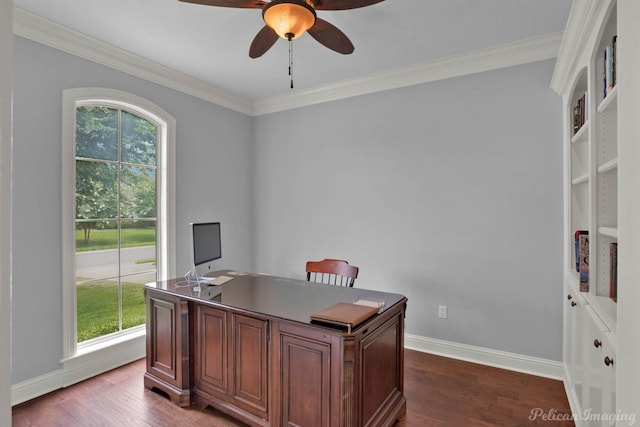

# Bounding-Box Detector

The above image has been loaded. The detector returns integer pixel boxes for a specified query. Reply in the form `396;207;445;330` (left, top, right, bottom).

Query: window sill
60;327;146;388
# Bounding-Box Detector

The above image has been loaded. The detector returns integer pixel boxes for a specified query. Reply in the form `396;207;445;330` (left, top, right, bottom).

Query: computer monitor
189;222;221;280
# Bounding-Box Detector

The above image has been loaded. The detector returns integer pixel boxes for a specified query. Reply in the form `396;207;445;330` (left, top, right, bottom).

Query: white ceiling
14;0;573;102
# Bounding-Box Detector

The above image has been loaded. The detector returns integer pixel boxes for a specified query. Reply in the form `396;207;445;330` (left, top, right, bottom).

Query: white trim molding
13;333;565;406
1;0;13;424
253;32;564;116
13;7;252;116
550;1;609;94
405;333;565;381
60;87;175;365
11;333;145;406
14;7;563;117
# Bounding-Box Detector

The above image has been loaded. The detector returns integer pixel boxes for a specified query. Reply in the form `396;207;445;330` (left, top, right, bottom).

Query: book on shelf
609;242;618;302
573;92;587;135
612;35;617;90
603;35;617;99
574;230;588;272
574;230;589;291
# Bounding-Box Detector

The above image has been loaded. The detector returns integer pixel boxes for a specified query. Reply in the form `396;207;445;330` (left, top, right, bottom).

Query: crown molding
13;7;253;115
550;0;606;94
14;7;562;117
253;32;563;116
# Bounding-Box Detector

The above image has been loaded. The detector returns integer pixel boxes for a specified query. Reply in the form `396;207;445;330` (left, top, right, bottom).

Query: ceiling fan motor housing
262;0;317;39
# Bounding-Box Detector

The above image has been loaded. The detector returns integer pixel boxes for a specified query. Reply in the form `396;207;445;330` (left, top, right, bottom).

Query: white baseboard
405;333;565;380
13;332;566;407
11;333;145;406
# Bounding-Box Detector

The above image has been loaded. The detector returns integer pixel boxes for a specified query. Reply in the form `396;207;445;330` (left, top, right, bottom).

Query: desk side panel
360;308;405;427
144;290;190;406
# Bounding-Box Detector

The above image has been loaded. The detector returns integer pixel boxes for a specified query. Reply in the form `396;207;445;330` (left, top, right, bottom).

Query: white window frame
61;88;176;364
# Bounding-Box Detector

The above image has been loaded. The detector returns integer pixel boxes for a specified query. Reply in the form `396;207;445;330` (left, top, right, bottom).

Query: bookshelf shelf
571;173;589;185
598;226;618;238
597;85;618;113
597;157;618;174
571;120;589;143
586;293;617;336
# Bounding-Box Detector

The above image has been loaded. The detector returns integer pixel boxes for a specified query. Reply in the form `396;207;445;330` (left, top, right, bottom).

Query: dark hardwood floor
12;349;574;426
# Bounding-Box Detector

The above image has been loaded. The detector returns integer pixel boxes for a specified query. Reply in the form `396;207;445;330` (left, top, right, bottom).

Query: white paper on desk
353;298;385;313
208;275;233;286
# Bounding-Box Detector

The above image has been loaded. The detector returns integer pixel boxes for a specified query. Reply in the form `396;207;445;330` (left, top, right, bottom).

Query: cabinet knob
594;339;602;348
604;356;614;367
571;301;577;307
567;294;573;300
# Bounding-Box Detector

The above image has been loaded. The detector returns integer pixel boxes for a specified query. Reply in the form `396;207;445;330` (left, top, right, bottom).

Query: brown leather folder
310;302;378;331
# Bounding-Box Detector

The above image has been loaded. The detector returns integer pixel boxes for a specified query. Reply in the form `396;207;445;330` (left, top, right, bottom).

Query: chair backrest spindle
305;259;359;287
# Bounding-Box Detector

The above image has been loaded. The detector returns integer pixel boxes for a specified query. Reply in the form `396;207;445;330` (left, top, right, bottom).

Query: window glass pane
121;221;156;276
76;280;120;342
122;277;151;330
75;106;118;161
121;165;156;219
76;160;117;220
76;220;119;281
121;110;157;166
73;101;161;346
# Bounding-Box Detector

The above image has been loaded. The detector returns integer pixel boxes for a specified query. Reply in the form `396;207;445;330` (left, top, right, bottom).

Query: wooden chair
306;259;359;287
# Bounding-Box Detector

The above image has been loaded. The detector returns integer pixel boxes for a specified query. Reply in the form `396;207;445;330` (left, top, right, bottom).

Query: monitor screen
190;222;221;279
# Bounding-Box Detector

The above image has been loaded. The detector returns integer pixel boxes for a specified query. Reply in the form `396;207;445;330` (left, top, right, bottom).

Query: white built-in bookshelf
571;2;618;327
559;0;619;421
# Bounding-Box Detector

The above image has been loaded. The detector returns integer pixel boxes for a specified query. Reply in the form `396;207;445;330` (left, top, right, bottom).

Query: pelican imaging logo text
529;408;636;425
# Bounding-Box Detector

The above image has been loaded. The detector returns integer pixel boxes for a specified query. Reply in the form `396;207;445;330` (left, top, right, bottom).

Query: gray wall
11;36;253;383
12;35;563;385
252;59;564;360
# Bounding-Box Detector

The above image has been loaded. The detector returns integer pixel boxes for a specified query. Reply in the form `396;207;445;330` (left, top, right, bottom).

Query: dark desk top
145;270;406;328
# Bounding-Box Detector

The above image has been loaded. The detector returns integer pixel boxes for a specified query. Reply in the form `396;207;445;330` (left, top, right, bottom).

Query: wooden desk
144;270;407;427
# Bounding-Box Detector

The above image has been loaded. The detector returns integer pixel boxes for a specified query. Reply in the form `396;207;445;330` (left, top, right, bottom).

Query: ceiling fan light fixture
263;0;316;40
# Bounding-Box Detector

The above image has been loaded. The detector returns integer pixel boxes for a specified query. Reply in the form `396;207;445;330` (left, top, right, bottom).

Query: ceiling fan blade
249;25;280;58
178;0;266;8
307;18;354;54
311;0;385;10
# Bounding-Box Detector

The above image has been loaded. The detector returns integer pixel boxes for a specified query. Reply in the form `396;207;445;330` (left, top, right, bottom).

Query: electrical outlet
438;305;448;319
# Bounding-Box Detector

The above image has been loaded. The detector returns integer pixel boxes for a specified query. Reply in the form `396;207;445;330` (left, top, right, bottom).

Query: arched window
61;88;175;360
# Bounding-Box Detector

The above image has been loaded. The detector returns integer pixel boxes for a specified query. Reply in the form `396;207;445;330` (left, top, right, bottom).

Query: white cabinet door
582;306;617;426
565;282;587;411
600;332;617;422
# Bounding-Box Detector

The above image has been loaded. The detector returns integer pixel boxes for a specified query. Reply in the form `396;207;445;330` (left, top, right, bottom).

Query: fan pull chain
287;33;294;89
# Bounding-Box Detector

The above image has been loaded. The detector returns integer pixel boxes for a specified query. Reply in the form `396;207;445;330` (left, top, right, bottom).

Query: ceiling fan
178;0;386;58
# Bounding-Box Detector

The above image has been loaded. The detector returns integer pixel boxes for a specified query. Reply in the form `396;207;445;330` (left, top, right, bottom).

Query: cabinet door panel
601;332;617;424
195;305;228;397
231;314;269;417
565;285;586;408
151;299;175;374
280;333;331;427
